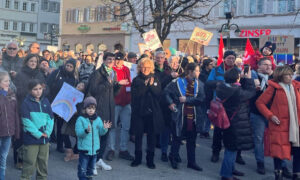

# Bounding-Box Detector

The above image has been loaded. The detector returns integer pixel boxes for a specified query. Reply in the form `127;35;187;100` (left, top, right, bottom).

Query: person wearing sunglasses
2;42;23;79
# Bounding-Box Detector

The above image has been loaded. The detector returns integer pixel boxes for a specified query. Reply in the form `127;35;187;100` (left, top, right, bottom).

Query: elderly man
28;42;40;55
2;42;23;78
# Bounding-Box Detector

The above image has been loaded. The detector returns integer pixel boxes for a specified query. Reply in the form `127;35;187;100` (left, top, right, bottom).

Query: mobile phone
244;64;249;74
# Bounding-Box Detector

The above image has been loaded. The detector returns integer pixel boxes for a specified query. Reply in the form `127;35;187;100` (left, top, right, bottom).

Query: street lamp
218;12;241;49
15;36;26;48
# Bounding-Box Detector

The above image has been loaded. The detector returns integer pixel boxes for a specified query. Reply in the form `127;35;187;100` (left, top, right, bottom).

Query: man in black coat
2;42;23;79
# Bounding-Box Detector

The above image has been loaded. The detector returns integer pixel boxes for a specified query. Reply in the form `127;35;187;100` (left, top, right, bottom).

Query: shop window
75;44;83;53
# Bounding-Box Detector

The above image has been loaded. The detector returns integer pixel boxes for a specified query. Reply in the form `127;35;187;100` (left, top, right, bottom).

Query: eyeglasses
7;47;17;50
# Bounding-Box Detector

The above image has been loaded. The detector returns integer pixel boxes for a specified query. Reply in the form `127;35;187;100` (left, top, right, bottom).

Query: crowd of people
0;41;300;180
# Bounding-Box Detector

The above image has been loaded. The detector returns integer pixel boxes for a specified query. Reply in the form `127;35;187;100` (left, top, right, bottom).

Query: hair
273;65;293;83
167;55;179;65
6;42;19;49
0;71;10;83
201;58;213;70
23;54;39;67
29;42;39;49
155;51;165;58
180;63;199;77
28;79;43;92
138;58;155;74
42;50;50;55
103;52;115;61
114;43;123;52
257;57;272;66
224;67;240;84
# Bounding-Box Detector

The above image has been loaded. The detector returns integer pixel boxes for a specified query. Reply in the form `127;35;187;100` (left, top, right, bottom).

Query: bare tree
110;0;222;42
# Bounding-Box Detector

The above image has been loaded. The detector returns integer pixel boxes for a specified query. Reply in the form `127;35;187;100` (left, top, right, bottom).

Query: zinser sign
239;29;271;37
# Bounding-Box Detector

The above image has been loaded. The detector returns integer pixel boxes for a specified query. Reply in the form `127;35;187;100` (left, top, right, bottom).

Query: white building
129;0;300;58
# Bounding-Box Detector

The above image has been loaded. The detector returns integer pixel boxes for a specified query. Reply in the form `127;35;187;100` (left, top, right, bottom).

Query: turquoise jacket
75;115;108;155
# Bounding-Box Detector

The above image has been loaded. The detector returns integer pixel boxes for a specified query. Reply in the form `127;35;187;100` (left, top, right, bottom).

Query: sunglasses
8;47;17;50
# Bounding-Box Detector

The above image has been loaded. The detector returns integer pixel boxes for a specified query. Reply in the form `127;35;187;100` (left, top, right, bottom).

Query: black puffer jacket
216;78;256;151
78;62;95;84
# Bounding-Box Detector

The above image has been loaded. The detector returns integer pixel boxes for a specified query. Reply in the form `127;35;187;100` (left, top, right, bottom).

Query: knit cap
223;50;236;59
83;96;97;109
66;58;77;68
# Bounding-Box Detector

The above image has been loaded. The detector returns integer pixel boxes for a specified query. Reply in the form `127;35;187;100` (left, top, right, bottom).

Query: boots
146;151;155;169
64;148;74;162
293;173;300;180
168;154;178;169
131;151;142;167
274;169;283;180
256;162;266;175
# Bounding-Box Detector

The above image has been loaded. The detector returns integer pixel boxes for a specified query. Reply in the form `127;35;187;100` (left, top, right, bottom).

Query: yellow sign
190;27;213;46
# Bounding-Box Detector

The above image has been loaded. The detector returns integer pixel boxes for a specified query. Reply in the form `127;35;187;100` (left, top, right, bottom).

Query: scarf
104;65;113;75
279;82;300;147
258;73;269;91
0;90;8;96
184;78;195;131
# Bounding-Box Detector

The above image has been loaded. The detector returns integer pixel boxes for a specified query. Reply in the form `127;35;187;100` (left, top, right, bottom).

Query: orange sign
190;27;213;46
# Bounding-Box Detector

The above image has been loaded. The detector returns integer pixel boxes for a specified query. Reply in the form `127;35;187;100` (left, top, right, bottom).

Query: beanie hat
260;41;276;55
66;58;77;68
115;52;125;60
223;50;236;59
127;52;137;59
39;57;49;65
83;96;97;109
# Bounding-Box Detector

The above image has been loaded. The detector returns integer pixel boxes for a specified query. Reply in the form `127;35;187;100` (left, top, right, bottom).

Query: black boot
168;154;178;169
293;173;300;180
187;162;203;171
274;170;283;180
131;151;142;167
146;151;155;169
235;153;246;165
256;162;266;175
283;167;293;179
211;153;219;163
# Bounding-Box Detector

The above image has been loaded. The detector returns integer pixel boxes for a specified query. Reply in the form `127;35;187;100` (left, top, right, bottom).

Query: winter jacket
14;66;46;106
75;115;108;155
79;63;95;84
21;95;54;145
199;68;211;83
47;66;78;103
164;77;206;136
51;59;64;68
256;80;300;160
130;73;164;135
216;78;256;151
0;90;20;138
2;52;23;75
87;64;121;128
113;65;131;106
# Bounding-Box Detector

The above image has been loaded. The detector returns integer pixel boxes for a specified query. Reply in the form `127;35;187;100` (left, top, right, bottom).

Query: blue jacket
75;115;108;155
21;95;54;145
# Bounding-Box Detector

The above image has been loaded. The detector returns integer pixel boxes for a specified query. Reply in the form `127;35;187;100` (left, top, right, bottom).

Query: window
56;3;60;13
5;0;10;8
14;1;19;10
84;8;89;22
224;0;237;15
96;6;107;22
13;22;17;30
66;9;71;22
23;2;27;11
278;0;295;13
21;23;26;31
40;23;47;33
112;6;120;21
4;21;9;30
78;9;83;23
31;3;35;12
250;0;264;14
29;23;34;32
41;0;49;11
49;2;56;12
89;8;96;22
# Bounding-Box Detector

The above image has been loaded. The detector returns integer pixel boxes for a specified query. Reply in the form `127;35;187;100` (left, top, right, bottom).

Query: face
207;61;214;70
39;61;49;71
235;61;242;67
128;57;137;64
258;60;272;75
170;57;179;70
191;66;200;79
282;73;293;84
31;84;43;100
6;43;18;57
141;62;152;76
76;83;85;92
155;53;165;66
0;75;10;90
85;56;93;64
43;51;51;61
115;59;124;68
224;55;236;67
262;47;272;56
65;63;74;72
295;63;300;72
27;57;38;69
30;43;40;54
104;56;115;68
86;105;96;116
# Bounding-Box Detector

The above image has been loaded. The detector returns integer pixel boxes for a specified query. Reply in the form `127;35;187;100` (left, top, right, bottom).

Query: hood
216;82;239;100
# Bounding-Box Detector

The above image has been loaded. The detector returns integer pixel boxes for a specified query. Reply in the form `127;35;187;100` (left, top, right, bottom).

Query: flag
243;38;255;63
217;34;224;66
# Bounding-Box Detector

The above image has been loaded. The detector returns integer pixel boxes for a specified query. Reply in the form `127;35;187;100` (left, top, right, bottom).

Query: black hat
223;50;236;59
115;52;124;60
128;52;137;59
39;57;49;65
83;96;97;109
66;58;77;68
260;41;276;55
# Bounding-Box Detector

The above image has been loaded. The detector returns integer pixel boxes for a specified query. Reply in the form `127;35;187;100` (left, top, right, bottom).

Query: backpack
207;97;237;129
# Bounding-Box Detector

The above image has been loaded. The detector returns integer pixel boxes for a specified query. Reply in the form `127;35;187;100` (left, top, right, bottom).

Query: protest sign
190;27;213;46
142;29;162;51
51;83;84;122
124;61;138;81
259;35;294;54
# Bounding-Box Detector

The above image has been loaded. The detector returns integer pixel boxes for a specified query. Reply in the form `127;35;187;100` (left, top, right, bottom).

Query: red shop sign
239;29;271;37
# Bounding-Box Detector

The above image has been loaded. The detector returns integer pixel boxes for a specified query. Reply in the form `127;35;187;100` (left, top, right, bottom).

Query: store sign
103;27;121;31
239;29;271;37
78;25;91;33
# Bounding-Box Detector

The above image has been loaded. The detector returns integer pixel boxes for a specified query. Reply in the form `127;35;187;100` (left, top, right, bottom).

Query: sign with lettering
239;29;271;38
142;29;162;51
190;27;213;46
78;24;91;33
259;35;294;54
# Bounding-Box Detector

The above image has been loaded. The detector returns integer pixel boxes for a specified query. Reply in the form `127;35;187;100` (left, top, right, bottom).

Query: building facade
60;0;130;53
129;0;300;59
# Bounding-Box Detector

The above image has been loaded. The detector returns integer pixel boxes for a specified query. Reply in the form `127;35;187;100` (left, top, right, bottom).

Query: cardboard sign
190;27;213;46
138;43;150;55
259;35;294;54
142;29;162;51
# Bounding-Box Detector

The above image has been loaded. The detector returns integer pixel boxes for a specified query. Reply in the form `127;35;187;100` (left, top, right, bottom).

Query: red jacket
113;65;131;106
256;80;300;160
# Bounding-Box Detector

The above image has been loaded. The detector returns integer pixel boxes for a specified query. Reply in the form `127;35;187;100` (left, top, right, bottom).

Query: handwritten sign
260;35;294;54
51;83;84;122
142;29;162;51
190;27;213;46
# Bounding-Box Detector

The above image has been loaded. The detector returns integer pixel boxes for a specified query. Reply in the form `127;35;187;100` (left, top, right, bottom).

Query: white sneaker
93;168;98;175
96;159;112;171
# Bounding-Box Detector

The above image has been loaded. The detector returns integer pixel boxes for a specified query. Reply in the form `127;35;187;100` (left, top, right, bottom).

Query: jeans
220;149;237;178
160;127;171;154
78;152;97;180
293;147;300;173
0;136;11;180
250;113;268;163
108;104;131;151
96;132;108;161
56;114;71;149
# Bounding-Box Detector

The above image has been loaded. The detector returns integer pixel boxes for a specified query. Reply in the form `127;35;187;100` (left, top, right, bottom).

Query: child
0;71;19;180
76;96;112;180
20;79;54;180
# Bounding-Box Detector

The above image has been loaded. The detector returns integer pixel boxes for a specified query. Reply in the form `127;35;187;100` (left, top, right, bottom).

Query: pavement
5;135;289;180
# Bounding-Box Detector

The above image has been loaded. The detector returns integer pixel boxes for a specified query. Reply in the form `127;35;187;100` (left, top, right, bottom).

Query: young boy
75;96;112;180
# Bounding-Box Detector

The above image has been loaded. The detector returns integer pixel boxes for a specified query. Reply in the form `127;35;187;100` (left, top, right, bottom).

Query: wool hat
65;58;77;68
223;50;237;59
39;57;49;65
260;41;276;55
115;52;125;60
83;96;97;109
127;52;137;59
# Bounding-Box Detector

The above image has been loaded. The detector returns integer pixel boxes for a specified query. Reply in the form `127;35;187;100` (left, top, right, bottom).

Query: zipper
4;105;10;136
91;120;94;155
38;101;46;144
